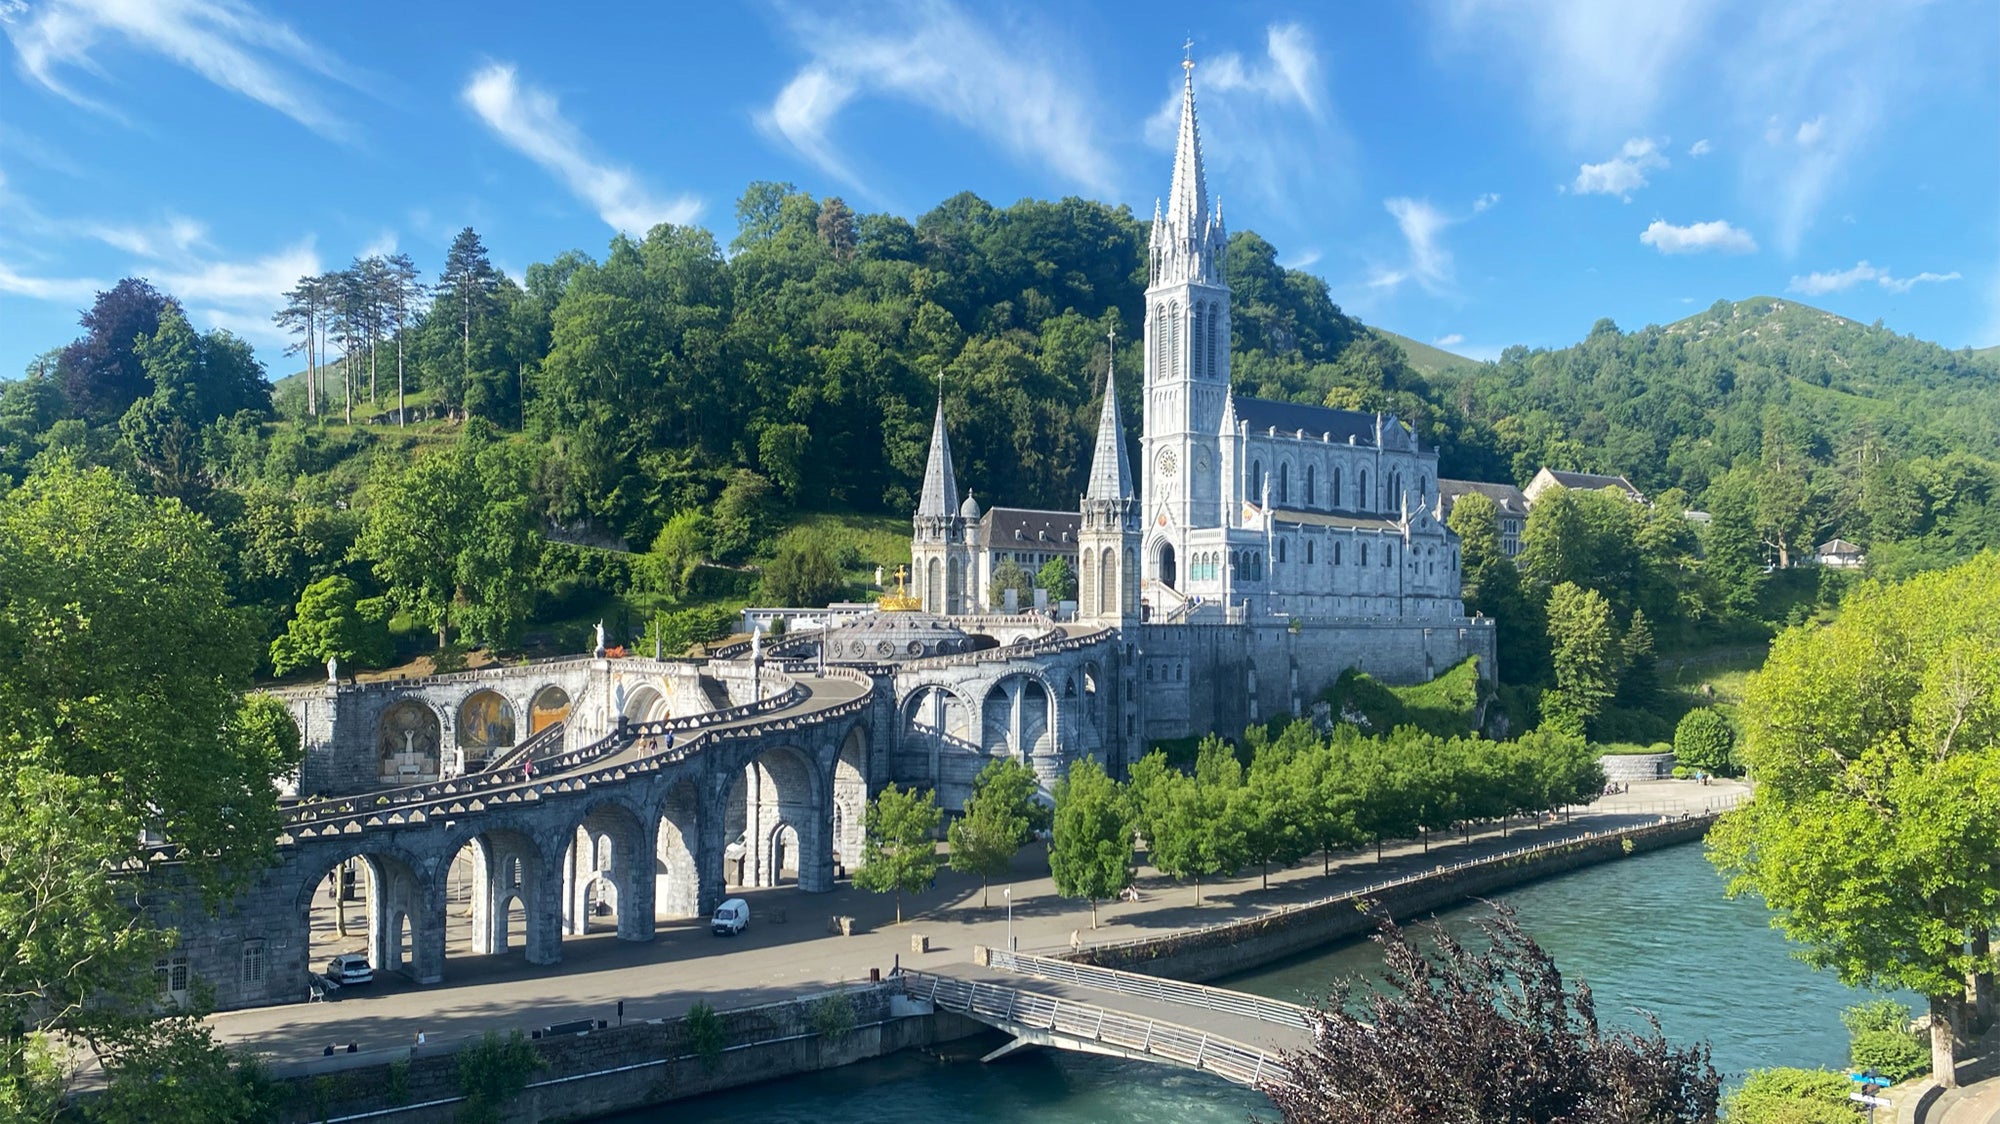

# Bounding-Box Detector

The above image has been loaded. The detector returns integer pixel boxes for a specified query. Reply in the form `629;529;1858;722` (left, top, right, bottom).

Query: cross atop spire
1150;49;1226;288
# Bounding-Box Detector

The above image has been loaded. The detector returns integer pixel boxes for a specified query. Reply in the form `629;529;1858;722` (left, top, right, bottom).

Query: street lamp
1004;886;1014;953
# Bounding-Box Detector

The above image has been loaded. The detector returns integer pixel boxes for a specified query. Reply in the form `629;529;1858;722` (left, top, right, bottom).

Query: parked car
325;953;373;985
711;898;749;936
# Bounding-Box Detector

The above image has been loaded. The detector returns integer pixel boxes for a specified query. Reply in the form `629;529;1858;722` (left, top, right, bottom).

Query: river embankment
262;798;1734;1123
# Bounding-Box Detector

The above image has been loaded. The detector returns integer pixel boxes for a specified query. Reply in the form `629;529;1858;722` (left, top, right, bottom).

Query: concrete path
1904;1020;2000;1124
212;779;1746;1064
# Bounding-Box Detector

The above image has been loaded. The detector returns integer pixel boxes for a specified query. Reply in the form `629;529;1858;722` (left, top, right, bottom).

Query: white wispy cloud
760;1;1112;198
0;259;105;302
1371;197;1455;293
1788;260;1961;296
2;0;354;137
1281;248;1322;270
1434;0;1722;142
1141;24;1352;223
1639;218;1757;254
1472;192;1500;212
1433;333;1465;347
1688;138;1712;156
464;62;699;234
1572;137;1667;200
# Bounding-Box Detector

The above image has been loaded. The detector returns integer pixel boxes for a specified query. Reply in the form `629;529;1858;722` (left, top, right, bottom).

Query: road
214;779;1748;1063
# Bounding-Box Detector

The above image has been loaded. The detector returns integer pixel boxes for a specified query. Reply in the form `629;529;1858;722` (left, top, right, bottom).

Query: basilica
906;59;1494;752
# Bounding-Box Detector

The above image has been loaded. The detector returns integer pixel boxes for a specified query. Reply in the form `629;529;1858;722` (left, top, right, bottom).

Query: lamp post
1004;886;1013;952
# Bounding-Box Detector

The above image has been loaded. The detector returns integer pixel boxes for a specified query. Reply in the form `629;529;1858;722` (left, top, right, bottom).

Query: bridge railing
481;720;567;774
984;949;1313;1031
898;969;1288;1088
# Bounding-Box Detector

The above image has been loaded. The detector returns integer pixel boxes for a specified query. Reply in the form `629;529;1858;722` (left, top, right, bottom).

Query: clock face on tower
1158;450;1178;478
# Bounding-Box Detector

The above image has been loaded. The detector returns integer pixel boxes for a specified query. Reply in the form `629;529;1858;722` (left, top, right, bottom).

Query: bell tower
1140;49;1230;594
1080;329;1140;626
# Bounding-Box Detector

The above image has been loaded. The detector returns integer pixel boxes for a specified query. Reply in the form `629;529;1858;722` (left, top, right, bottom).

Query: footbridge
898;949;1311;1088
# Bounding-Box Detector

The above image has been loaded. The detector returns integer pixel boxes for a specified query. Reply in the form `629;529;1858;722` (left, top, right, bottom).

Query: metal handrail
897;969;1288;1087
986;949;1312;1030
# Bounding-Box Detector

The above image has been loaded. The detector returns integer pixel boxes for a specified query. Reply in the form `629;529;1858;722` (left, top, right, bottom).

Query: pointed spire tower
1080;329;1141;626
1141;45;1232;596
910;380;973;615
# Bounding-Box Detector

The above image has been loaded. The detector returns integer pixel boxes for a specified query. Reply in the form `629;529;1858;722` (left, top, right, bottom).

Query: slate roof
1233;397;1388;445
1544;469;1644;502
1438;479;1531;518
979;507;1081;550
1270;509;1404;532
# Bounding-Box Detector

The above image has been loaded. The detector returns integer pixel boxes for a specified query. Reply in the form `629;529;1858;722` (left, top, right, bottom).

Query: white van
711;898;749;936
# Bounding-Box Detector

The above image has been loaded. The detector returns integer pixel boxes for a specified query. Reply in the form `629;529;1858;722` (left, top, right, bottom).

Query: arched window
1332;467;1342;509
1277;539;1287;564
1306;541;1315;564
1361;544;1369;566
1359;469;1370;510
1206;305;1220;379
1419;474;1430;501
1251;460;1265;501
1168;301;1180;380
1304;464;1316;507
1384;544;1394;567
1278;463;1290;505
1153;303;1168;381
1191;301;1205;380
1334;541;1343;565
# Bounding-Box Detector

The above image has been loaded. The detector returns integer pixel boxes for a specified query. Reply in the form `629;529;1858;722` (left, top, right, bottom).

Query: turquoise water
604;842;1892;1122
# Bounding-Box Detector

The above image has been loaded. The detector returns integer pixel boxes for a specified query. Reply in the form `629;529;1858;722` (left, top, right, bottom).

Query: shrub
1843;1000;1928;1081
684;1001;725;1071
808;991;856;1043
1674;708;1735;775
455;1030;544;1124
1720;1067;1854;1124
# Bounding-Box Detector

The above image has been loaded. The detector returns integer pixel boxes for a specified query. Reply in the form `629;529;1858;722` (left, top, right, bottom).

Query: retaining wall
272;984;984;1124
1598;752;1678;782
1069;817;1714;984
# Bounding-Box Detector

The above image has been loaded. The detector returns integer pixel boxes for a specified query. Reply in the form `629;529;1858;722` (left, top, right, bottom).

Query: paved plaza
213;779;1747;1065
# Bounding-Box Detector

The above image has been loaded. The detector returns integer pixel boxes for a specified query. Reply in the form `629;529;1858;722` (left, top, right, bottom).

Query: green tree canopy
1672;708;1735;776
1542;581;1618;738
1708;553;2000;1086
854;782;942;924
1049;757;1132;927
947;758;1040;907
268;575;393;676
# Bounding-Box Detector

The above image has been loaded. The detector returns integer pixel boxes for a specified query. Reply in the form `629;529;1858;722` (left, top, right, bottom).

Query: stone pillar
468;840;495;956
564;827;592;937
796;760;834;894
411;877;446;985
696;774;732;915
524;848;563;967
364;858;392;973
616;826;655;941
744;763;770;889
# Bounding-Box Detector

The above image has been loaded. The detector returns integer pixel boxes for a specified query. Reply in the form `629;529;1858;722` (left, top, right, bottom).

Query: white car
711;898;749;936
326;953;373;985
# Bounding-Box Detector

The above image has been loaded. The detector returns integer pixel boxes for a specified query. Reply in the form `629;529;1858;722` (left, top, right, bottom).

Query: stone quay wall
1069;816;1715;984
1599;751;1679;783
268;983;984;1124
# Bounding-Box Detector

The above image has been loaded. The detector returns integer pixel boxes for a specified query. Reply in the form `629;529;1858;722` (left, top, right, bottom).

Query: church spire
916;386;959;518
1150;49;1224;287
1085;328;1132;503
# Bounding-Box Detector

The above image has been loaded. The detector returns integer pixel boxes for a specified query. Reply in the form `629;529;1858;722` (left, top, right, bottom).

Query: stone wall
1599;752;1677;782
266;984;986;1124
1070;818;1712;984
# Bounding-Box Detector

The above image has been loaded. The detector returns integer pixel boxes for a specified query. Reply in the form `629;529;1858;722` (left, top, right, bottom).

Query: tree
947;759;1039;907
1265;907;1720;1124
853;783;942;924
1444;490;1506;599
760;529;843;607
1035;556;1076;602
382;252;426;426
709;469;773;565
1709;554;2000;1087
1049;757;1131;928
59;279;170;423
989;558;1034;611
0;462;299;1114
437;227;501;412
274;273;327;418
1718;1068;1854;1124
642;510;710;601
1542;581;1618;738
356;430;542;649
268;575;393;676
1672;709;1734;776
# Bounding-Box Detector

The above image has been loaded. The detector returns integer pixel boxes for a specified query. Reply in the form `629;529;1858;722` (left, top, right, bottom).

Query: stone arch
620;684;668;723
439;827;549;963
529;686;571;735
456;690;516;766
376;700;441;784
1155;540;1177;591
726;745;827;891
652;778;702;919
296;845;428;983
980;673;1055;774
1083;661;1102;732
561;800;651;941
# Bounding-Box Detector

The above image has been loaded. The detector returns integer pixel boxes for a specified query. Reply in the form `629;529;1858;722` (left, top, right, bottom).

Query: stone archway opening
975;675;1053;807
298;848;425;986
620;685;669;723
529;686;571;735
456;690;517;772
376;701;441;784
724;746;826;892
562;803;651;941
441;829;543;964
832;727;868;876
1156;541;1178;591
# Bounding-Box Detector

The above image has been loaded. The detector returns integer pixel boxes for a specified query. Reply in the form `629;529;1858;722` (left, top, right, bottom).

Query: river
602;841;1898;1122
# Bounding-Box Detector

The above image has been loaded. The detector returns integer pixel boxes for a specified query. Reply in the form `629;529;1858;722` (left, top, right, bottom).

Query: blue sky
1;0;1995;383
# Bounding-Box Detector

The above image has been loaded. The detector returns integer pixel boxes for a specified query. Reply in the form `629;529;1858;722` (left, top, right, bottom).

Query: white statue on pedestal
326;656;339;683
594;620;606;657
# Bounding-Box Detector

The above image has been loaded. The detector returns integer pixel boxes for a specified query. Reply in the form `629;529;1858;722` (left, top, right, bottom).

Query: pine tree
438;228;499;413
